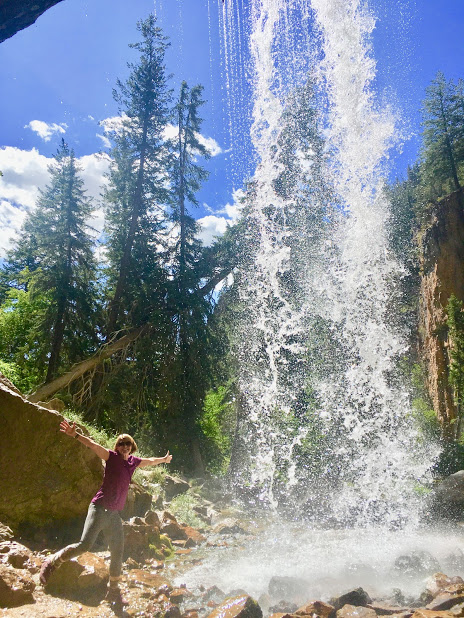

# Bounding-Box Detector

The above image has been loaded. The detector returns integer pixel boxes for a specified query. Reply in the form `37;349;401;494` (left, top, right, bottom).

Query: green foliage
198;385;235;474
420;72;464;195
64;408;117;449
169;493;203;528
446;294;464;410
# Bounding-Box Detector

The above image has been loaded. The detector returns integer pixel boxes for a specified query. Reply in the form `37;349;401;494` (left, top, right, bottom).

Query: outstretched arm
138;451;172;468
60;419;110;461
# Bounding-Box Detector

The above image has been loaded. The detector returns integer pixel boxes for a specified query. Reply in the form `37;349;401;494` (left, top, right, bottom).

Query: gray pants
55;502;124;577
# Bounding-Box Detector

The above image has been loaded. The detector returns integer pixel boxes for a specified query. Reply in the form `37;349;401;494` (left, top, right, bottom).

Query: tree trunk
29;324;149;402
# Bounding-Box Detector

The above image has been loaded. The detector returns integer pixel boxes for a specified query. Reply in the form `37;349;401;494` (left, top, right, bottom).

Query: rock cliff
418;189;464;435
0;376;103;530
0;0;64;44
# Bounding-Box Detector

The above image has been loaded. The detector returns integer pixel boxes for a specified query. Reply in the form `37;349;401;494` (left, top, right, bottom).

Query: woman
39;419;172;607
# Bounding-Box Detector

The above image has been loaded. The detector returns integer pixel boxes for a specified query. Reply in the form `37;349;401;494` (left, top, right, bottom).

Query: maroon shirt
92;450;141;511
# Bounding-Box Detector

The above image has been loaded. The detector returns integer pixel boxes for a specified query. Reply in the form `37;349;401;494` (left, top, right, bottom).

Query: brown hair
114;434;137;454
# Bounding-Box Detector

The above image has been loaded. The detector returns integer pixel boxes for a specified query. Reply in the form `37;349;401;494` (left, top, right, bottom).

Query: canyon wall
418;189;464;436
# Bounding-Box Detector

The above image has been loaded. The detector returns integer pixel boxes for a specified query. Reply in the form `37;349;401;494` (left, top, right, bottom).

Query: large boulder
45;552;108;599
0;563;35;607
0;381;103;529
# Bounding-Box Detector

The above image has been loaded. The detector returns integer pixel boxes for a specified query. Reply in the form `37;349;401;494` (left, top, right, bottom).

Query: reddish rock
418;190;464;434
0;563;35;607
183;526;206;545
146;510;162;527
45;552;108;596
207;595;263;618
296;601;335;618
337;605;377;618
162;521;189;541
427;574;464;597
367;603;412;616
412;611;458;618
126;568;168;590
171;587;193;604
0;541;33;570
426;595;464;612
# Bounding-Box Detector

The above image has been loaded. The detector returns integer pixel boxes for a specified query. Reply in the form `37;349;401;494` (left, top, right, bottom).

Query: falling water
179;0;454;602
222;0;435;522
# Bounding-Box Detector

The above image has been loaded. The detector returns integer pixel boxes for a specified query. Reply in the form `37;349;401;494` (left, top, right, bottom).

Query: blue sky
0;0;463;256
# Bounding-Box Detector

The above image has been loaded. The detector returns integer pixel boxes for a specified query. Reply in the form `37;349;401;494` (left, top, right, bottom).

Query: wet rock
337;606;377;618
269;600;298;614
183;526;206;546
214;519;247;535
207;595;263;618
411;611;459;618
170;587;193;604
126;568;168;590
147;598;183;618
367;603;412;616
426;593;464;611
332;589;372;611
0;563;35;607
269;577;309;604
164;475;191;501
203;585;226;603
295;601;335;618
162;521;189;541
45;551;108;597
393;552;441;578
426;575;464;598
429;472;464;519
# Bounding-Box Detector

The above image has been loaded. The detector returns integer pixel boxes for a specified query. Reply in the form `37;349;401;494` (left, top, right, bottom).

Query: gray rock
268;576;310;604
164;475;190;500
0;382;103;529
332;589;372;612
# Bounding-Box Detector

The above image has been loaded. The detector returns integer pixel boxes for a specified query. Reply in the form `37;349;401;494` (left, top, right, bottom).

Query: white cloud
197;189;244;246
0;147;109;256
25;120;68;142
196;134;222;157
96;133;111;149
197;215;230;246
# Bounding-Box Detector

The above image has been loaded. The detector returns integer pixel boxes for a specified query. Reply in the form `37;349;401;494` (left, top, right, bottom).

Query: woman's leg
103;512;127;606
55;502;104;562
105;511;124;579
40;503;105;584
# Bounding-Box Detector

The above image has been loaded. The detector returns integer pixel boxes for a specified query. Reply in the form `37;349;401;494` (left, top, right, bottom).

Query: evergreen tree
420;71;463;195
4;140;97;383
160;81;216;470
105;14;172;337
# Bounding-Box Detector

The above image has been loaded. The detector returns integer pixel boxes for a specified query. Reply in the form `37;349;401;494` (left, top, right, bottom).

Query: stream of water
179;0;455;603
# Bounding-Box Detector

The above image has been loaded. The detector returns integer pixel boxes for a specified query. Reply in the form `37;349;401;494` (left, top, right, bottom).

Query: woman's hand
163;451;172;464
60;419;77;438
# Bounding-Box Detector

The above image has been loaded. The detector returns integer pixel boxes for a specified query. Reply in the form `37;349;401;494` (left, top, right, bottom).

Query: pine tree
420;72;463;194
4;140;97;383
105;14;172;337
161;81;214;471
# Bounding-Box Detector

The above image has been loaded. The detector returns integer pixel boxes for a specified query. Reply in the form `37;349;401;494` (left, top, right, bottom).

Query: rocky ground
2;474;464;618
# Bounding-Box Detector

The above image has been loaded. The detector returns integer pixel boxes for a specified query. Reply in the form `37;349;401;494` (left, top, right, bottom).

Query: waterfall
222;0;435;525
